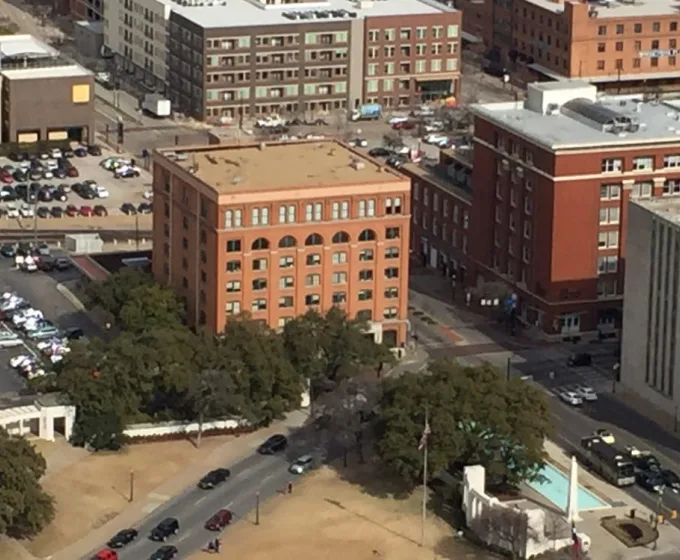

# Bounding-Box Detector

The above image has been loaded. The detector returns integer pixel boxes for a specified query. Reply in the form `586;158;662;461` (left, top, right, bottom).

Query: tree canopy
376;359;552;489
0;428;54;537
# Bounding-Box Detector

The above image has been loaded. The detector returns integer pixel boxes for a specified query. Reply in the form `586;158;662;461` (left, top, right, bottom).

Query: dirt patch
189;464;489;560
25;435;234;557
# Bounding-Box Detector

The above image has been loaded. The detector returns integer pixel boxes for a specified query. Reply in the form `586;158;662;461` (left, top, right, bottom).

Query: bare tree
471;506;539;560
543;509;569;552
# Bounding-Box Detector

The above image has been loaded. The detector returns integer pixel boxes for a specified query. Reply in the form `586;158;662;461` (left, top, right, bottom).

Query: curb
55;284;86;312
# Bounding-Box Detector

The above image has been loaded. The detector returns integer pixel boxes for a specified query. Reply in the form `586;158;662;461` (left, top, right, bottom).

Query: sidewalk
47;410;308;560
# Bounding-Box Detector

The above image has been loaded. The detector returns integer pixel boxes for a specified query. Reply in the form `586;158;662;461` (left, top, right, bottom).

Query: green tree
85;268;152;318
0;428;55;537
118;283;184;333
376;359;552;488
282;308;393;399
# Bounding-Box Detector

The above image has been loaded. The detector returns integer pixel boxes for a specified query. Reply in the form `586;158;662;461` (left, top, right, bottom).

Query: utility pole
129;470;135;502
255;492;260;525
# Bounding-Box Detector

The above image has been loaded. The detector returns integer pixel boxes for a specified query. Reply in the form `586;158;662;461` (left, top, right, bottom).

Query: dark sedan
149;545;178;560
257;434;288;455
106;528;138;549
636;471;665;493
198;468;231;490
50;206;64;218
36;206;51;218
567;353;592;367
88;144;103;156
204;509;232;531
121;203;138;215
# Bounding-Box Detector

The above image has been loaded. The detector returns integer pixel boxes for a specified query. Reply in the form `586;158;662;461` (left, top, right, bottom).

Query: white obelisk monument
566;455;581;523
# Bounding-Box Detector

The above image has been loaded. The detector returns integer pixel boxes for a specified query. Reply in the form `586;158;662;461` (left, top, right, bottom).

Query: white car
45;159;59;170
37;338;63;351
95;186;110;198
0;331;23;348
50;148;63;159
12;309;43;326
143;189;153;200
424;121;444;133
7;205;19;218
574;385;597;402
559;391;583;406
10;354;32;369
349;138;368;148
289;454;314;474
19;204;34;218
388;116;409;125
42;169;54;179
594;429;615;445
424;133;449;145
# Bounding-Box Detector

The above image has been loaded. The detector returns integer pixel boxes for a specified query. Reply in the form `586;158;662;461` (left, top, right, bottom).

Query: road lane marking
194;495;208;506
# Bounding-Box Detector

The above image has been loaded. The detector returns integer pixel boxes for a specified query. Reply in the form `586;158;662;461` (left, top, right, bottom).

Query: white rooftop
1;65;92;79
525;0;680;17
171;0;455;29
472;81;680;151
0;34;91;80
634;198;680;227
0;34;56;58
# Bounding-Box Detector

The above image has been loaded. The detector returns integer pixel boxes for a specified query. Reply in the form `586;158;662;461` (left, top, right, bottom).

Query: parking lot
0;144;152;225
0;253;103;396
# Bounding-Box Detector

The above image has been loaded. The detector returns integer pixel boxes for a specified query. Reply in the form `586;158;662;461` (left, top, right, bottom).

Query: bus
580;436;636;487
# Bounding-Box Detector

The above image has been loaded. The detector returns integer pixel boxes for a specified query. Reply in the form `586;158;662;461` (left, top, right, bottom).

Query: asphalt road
82;428;325;560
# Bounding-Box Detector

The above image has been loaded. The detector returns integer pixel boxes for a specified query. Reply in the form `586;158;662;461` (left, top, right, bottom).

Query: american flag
418;419;431;451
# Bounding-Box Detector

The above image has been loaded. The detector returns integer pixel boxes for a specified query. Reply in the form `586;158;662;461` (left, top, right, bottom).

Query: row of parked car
101;156;142;179
8;145;102;163
626;445;680;494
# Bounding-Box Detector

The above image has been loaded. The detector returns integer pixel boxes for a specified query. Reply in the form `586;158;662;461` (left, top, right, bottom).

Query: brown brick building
166;0;462;122
152;139;411;347
464;0;680;92
0;35;95;145
464;80;680;338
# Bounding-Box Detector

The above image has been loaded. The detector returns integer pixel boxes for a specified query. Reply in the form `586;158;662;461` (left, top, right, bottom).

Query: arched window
252;237;270;250
279;235;297;248
332;231;350;244
305;233;323;246
358;229;377;242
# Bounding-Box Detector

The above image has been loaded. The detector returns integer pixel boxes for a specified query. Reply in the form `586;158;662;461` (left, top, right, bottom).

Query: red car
80;205;93;217
392;120;415;130
65;204;79;217
204;509;232;531
0;171;13;184
66;166;79;178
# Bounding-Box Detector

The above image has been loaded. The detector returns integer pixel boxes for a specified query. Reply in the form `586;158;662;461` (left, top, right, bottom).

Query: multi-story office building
103;0;172;89
467;80;680;338
464;0;680;91
72;0;104;22
151;139;411;346
622;198;680;430
165;0;461;122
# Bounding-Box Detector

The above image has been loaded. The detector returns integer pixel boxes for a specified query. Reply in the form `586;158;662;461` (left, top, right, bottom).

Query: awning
586;70;680;83
461;31;482;44
528;63;568;81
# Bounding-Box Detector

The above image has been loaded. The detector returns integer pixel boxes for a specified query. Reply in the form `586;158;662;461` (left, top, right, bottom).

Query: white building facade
103;0;171;90
622;198;680;424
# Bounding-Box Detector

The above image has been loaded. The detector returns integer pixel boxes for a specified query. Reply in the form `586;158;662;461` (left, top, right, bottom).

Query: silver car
289;454;314;475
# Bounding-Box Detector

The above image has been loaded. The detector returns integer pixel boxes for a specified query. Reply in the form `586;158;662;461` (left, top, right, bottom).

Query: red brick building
462;80;680;338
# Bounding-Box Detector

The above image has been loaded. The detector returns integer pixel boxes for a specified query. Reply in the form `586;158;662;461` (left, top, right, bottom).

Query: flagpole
421;406;428;547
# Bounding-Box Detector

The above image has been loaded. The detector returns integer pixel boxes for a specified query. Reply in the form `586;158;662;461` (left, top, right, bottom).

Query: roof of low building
170;0;456;29
0;34;92;80
157;140;406;193
525;0;680;17
633;197;680;227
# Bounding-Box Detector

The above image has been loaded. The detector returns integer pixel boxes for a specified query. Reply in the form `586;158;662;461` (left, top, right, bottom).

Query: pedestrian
549;370;555;381
288;481;293;494
215;538;221;552
465;291;472;307
105;322;111;330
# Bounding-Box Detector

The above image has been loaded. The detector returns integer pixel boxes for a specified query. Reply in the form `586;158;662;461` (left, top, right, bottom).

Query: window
305;233;323;246
359;269;374;281
278;316;293;328
463;210;469;229
632;156;654;171
599;207;621;224
251;207;268;225
601;158;623;173
359;249;374;261
226;258;242;273
524;197;533;216
357;310;372;321
631;181;653;198
252;237;270;250
279;235;297;248
251;298;267;312
386;197;402;214
279;296;294;308
598;25;606;36
384;287;399;299
359;199;376;217
224;209;242;228
600;184;621;200
358;289;373;301
279;276;294;289
663;179;680;195
385;267;399;279
664;154;680;168
279;204;296;223
598;230;619;249
305;294;320;306
331;201;349;220
385;227;400;240
385;247;399;259
226;301;241;315
226;239;241;252
226;280;241;293
523;221;532;239
332;271;347;284
333;291;347;304
252;258;267;271
306;253;321;266
279;255;295;268
597;255;619;274
306;273;321;286
332;231;350;244
332;251;347;264
252;278;267;291
359;229;377;241
383;307;398;319
305;203;323;222
597;42;605;52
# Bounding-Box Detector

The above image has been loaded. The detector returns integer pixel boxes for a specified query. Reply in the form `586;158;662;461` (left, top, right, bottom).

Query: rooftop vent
350;159;365;170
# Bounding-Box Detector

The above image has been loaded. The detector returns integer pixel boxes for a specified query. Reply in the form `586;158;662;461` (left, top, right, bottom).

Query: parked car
115;165;141;178
594;429;615;445
1;244;16;257
106;528;138;549
95;186;110;198
392;120;416;130
51;206;64;218
37;206;50;218
289;454;314;474
574;385;598;401
149;545;178;560
65;204;79;217
204;509;232;531
348;138;368;148
0;331;23;348
558;391;583;406
198;468;231;490
138;202;152;214
661;469;680;492
88;145;103;156
121;203;137;215
19;204;34;218
636;471;665;493
28;324;60;340
257;434;288;454
74;146;88;157
6;204;18;218
149;518;179;542
80;206;93;217
92;549;118;560
368;147;392;158
94;205;108;217
66;166;79;178
54;257;71;271
63;327;84;340
567;353;592;367
632;452;661;473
